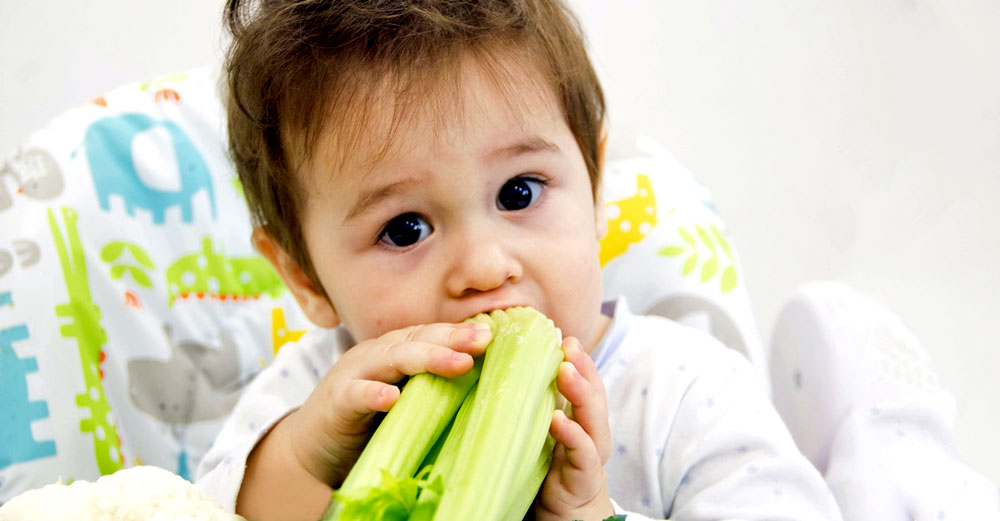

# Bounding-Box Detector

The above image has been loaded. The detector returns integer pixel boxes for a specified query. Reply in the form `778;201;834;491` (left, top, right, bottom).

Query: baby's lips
463;301;535;321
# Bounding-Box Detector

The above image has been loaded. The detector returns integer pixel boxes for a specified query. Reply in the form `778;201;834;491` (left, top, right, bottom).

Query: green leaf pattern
721;265;738;293
101;240;156;288
712;225;732;258
128;243;155;269
678;227;696;247
701;257;718;282
658;223;739;293
696;225;716;252
100;242;124;263
682;254;698;276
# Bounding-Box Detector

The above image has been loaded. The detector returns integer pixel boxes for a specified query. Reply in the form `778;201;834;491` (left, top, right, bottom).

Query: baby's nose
446;236;522;297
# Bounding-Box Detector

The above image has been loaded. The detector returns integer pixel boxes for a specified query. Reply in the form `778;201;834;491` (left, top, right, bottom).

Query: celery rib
430;307;563;520
323;359;482;520
323;307;564;521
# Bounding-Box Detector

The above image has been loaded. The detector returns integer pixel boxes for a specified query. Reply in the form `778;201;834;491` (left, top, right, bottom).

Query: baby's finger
345;322;491;381
337;379;400;424
393;322;493;356
359;341;479;381
549;409;604;476
562;336;606;396
558;339;612;464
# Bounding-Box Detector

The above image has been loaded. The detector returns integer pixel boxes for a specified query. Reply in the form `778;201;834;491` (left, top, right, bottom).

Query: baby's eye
497;176;544;211
379;212;432;248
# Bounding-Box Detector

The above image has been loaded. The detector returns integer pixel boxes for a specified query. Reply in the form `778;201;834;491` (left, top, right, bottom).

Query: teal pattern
0;323;57;469
82;113;216;224
177;449;190;482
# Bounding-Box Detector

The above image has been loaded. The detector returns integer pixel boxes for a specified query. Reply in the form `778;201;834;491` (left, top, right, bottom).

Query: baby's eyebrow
485;135;560;163
344;178;417;223
344;136;558;223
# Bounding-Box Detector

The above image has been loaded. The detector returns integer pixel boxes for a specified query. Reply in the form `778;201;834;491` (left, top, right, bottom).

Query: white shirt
196;298;842;520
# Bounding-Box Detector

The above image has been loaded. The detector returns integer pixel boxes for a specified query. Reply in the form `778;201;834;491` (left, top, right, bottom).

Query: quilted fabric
0;68;310;501
599;136;765;386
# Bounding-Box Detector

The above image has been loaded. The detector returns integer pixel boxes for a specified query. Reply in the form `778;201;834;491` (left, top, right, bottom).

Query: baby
196;1;842;519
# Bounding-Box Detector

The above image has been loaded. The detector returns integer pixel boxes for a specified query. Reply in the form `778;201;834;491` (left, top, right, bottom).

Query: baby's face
296;55;607;351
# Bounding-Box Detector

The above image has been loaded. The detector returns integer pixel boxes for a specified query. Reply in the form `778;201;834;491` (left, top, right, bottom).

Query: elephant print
81;113;216;224
127;326;243;425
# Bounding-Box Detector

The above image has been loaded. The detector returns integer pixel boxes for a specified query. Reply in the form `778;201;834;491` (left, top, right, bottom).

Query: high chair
0;67;764;501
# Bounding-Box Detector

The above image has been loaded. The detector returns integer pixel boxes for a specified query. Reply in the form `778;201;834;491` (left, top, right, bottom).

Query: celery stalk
323;307;564;521
323;356;482;520
408;386;478;521
429;307;564;520
501;397;560;519
421;385;478;489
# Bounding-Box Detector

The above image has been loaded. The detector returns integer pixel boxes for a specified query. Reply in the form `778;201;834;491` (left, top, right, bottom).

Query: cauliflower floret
0;466;243;521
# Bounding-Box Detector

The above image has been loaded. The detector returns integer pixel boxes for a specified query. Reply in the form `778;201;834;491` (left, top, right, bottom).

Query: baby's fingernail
452;352;469;363
565;339;580;357
471;324;492;341
568;362;582;381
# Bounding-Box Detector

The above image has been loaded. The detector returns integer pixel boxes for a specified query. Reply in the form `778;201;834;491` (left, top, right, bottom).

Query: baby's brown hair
224;0;606;293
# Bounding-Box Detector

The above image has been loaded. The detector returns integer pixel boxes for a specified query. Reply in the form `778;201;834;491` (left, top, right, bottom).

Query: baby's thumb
341;379;401;421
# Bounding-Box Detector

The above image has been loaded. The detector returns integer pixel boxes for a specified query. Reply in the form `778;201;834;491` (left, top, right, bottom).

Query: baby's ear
252;227;340;329
594;123;609;241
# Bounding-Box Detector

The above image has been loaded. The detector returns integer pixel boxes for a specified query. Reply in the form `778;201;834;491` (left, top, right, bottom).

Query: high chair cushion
0;67;762;500
599;137;766;385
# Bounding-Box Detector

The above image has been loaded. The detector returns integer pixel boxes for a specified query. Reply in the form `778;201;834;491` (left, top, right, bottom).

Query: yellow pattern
271;307;307;355
599;174;657;267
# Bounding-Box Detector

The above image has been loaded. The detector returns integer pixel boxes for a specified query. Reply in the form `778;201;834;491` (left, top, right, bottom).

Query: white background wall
2;0;997;485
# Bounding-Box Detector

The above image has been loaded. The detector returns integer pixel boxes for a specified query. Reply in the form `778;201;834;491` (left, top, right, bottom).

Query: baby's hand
534;337;615;521
285;322;492;487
